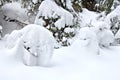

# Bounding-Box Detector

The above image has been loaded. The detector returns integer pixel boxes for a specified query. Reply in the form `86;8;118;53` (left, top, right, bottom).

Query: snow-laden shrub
1;2;29;35
78;27;99;54
6;24;55;66
78;21;114;49
1;2;28;22
105;5;120;35
92;22;114;48
5;30;22;48
34;0;78;46
112;0;120;10
97;29;114;48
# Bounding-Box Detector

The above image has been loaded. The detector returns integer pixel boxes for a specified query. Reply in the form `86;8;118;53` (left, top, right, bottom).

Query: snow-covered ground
0;39;120;80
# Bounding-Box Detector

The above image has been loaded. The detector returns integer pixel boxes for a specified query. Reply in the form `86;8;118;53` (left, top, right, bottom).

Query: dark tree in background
81;0;114;15
82;0;97;11
101;0;114;15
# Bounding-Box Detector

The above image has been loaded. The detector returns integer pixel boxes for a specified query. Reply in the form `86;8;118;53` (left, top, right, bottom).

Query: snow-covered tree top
1;2;28;22
35;0;74;29
38;0;72;19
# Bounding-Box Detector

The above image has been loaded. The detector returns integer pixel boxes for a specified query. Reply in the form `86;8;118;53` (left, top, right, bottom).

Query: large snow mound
5;24;55;66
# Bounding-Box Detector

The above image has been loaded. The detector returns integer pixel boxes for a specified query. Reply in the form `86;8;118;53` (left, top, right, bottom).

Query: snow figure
0;25;2;39
6;24;55;66
78;27;99;54
18;24;55;66
14;24;54;66
94;22;114;48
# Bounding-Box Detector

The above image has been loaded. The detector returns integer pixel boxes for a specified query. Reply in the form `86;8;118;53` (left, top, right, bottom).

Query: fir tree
35;0;82;46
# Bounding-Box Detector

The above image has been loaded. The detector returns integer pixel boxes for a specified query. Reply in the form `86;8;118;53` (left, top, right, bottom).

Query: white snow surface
0;38;120;80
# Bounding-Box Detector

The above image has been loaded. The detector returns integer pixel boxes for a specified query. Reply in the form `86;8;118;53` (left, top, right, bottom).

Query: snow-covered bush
1;2;28;24
97;29;114;48
5;30;22;48
0;2;29;35
34;0;79;46
112;0;120;10
105;5;120;35
19;0;44;24
21;24;55;66
6;24;55;66
93;22;114;48
78;27;99;54
78;21;114;48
